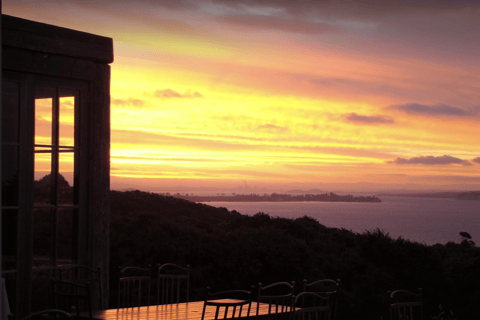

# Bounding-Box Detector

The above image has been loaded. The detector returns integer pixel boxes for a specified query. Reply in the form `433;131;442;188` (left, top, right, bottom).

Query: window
33;86;80;267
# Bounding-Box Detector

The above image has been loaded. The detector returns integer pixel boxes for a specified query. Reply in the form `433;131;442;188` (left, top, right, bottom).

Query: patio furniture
201;286;254;320
157;263;190;304
18;309;73;320
61;265;104;310
302;279;340;320
51;279;93;319
256;281;295;319
117;265;151;308
291;292;330;320
388;288;423;320
81;299;288;320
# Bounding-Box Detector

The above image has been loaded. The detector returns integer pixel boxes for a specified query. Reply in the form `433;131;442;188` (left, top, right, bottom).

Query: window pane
35;86;55;146
59;151;74;205
59;89;77;147
57;208;74;264
2;81;19;143
2;209;18;271
34;150;52;206
33;208;53;267
2;145;19;206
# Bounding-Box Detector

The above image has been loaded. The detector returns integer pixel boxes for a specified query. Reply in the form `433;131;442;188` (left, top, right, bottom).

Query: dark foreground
110;190;480;320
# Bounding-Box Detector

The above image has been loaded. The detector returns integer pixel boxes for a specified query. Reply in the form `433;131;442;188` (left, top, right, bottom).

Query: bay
201;196;480;245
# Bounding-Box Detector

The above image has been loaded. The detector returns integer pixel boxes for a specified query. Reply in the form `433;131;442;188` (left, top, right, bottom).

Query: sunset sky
5;0;480;192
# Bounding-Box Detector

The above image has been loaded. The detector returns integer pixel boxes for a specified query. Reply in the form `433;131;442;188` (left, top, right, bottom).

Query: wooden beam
2;14;113;64
3;47;96;81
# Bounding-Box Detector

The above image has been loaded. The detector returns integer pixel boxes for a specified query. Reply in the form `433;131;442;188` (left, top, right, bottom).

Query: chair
256;281;295;319
201;286;254;320
118;265;151;308
51;279;92;319
302;279;340;320
60;265;104;310
157;263;190;304
18;309;73;320
388;288;423;320
291;292;330;320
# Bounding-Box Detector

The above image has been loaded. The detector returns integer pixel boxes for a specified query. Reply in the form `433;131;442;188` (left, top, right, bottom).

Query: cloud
473;157;480;164
214;14;338;35
291;73;419;102
344;113;395;125
60;100;74;109
390;155;472;166
203;0;480;20
257;124;288;132
17;0;479;19
112;98;146;108
389;103;470;117
155;89;204;99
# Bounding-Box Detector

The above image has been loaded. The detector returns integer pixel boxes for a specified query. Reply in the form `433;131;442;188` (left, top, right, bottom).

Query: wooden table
83;300;290;320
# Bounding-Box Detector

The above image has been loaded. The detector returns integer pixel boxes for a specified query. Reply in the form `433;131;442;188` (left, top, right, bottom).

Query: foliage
431;305;458;320
109;190;480;320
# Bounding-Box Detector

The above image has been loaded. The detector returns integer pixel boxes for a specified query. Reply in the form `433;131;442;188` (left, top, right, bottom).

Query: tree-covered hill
110;190;480;320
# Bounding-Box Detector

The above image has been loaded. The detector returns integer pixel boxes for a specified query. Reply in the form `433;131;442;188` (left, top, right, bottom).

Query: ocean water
201;196;480;245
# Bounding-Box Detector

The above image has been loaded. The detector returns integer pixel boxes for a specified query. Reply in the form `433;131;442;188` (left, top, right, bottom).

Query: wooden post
90;62;111;309
0;0;4;316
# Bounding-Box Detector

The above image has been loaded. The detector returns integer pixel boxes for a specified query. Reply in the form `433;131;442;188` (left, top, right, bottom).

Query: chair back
256;281;295;319
18;309;72;320
388;288;423;320
291;292;330;320
302;279;340;320
117;265;151;308
51;279;92;319
202;286;253;320
60;265;104;310
157;263;190;304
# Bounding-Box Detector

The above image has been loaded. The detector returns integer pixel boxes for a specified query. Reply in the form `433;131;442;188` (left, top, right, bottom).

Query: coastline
171;192;382;203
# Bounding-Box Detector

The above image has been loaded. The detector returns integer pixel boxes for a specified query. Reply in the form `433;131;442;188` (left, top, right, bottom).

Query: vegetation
110;190;480;320
457;191;480;201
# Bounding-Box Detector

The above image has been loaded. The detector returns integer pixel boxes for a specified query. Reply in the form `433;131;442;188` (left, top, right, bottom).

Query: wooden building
1;14;113;316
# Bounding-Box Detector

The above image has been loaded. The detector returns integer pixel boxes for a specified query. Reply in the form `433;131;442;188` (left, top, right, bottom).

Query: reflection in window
33;86;79;266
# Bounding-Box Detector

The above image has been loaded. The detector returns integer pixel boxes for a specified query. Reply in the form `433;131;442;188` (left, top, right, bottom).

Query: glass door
2;72;89;312
33;86;81;268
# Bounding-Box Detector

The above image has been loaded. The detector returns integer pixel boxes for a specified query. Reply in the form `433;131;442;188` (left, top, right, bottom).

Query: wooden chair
51;279;92;319
157;263;190;304
201;286;253;320
18;309;73;320
117;265;151;308
256;281;295;319
388;288;423;320
302;279;340;320
60;265;104;310
291;292;330;320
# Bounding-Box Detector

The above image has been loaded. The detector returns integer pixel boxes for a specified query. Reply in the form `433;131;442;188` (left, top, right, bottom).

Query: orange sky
5;0;480;192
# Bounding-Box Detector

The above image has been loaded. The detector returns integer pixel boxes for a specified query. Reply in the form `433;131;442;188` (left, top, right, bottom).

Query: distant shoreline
170;192;382;203
379;191;480;200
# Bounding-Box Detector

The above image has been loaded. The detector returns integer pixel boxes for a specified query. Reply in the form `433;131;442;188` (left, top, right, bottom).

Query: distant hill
379;191;480;200
175;192;381;203
457;191;480;200
379;192;459;198
286;188;325;194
